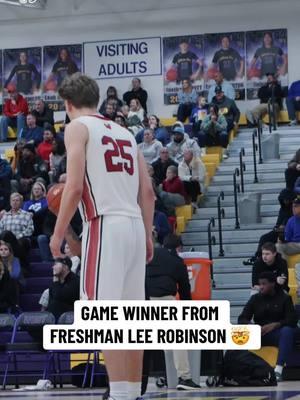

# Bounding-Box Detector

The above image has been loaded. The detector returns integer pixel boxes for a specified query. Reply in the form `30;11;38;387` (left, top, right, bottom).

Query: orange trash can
179;252;212;300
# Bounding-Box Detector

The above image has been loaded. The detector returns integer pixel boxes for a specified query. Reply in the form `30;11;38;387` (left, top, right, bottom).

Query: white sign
83;37;162;80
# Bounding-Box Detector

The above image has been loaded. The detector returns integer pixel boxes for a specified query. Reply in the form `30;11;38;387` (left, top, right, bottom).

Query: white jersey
75;114;141;222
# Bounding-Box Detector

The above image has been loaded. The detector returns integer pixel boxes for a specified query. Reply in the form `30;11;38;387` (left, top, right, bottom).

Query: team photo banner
83;37;162;80
44;300;261;351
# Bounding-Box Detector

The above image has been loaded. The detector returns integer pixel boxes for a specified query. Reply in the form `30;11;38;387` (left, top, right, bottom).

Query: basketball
166;67;178;81
206;66;219;80
247;67;261;79
44;80;57;92
47;183;65;216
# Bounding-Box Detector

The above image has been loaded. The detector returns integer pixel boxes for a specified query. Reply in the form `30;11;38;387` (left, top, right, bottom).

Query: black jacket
238;289;297;327
152;158;178;185
32;106;54;128
252;253;289;291
211;95;240;125
145;247;191;299
258;82;283;107
123;88;148;112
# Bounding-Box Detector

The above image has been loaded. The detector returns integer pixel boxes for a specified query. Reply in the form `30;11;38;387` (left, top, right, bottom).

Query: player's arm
50;121;88;257
137;150;155;263
4;66;17;88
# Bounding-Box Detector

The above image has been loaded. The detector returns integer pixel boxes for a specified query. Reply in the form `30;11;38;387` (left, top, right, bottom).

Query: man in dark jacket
238;271;297;381
123;78;148;113
246;72;283;126
285;149;300;190
32;99;54;128
145;234;200;390
252;242;289;293
152;148;178;185
211;86;240;132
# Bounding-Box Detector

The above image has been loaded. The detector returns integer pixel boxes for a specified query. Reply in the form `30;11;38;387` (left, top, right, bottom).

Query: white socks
275;365;283;375
110;381;141;400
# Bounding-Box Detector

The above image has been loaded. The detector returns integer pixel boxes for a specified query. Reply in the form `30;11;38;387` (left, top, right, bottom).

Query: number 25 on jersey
102;135;134;175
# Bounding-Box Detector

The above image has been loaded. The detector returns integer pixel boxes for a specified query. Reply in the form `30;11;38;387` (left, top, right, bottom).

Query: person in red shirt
0;86;28;142
159;165;187;210
37;123;56;167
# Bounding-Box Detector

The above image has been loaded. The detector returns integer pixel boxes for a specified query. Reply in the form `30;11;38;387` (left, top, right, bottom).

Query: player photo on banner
43;44;82;111
3;47;41;106
162;35;204;105
246;29;288;99
204;32;245;100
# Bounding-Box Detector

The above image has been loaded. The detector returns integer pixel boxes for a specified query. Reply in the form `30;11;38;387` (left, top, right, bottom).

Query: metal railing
233;168;240;229
252;131;259;183
217;191;225;257
239;147;246;193
256;123;263;164
207;217;216;287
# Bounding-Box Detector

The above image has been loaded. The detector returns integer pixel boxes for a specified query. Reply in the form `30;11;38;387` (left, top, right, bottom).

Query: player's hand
146;236;154;264
50;234;64;258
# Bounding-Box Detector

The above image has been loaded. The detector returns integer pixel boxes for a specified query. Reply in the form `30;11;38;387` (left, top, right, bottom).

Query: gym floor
1;383;300;400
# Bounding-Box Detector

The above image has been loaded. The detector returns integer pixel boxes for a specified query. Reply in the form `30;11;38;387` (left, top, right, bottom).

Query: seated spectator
37;124;56;166
102;102;116;120
114;113;127;128
64;242;80;275
251;242;289;295
276;198;300;259
0;86;28;142
159;166;186;210
146;233;200;390
152;148;178;186
46;257;80;320
246;72;283;127
0;266;18;313
286;80;300;126
238;271;297;382
178;149;206;206
0;193;34;268
0;158;12;211
0;240;22;282
20;113;44;145
136;115;169;145
211;86;240;132
199;105;228;150
167;125;201;163
123;77;148;113
49;138;66;184
207;71;235;103
12;143;48;197
177;79;198;122
127;98;145;136
285;149;300;190
99;86;123;114
138;128;162;164
22;182;48;236
32;99;54;128
190;95;209;138
153;210;171;245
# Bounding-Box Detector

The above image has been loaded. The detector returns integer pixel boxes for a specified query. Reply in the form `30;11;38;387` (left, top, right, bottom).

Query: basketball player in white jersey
50;73;155;400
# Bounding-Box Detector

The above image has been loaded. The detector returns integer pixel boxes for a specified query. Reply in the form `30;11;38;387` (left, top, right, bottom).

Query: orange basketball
47;183;65;216
206;66;219;80
44;80;57;92
247;67;261;79
166;68;177;81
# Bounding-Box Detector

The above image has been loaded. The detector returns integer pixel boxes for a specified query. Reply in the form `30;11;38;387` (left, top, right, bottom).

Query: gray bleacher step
182;229;270;244
194;204;279;217
185;219;275;232
203;191;278;202
215;283;250;289
211;287;250;301
212;172;283;183
222;153;291;164
216;164;286;175
207;182;284;194
214;272;252;285
192;212;277;223
213;257;251;268
183;242;257;256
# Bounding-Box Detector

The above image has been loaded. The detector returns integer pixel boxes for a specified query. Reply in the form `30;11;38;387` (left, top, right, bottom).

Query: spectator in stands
123;77;148;113
152;148;178;186
251;242;289;295
285;149;300;190
146;233;200;390
276;198;300;259
153;210;171;245
159;166;186;209
12;143;48;196
167;125;201;163
138;128;162;164
32;99;54;128
178;149;206;207
287;80;300;126
114;113;127;128
0;265;18;313
136;115;169;145
21;113;44;145
49;138;66;184
127;98;145;136
0;158;12;211
64;242;80;275
177;79;198;122
238;271;297;382
102;102;116;120
99;86;123;114
211;86;240;132
246;72;283;128
22;182;48;237
37;123;56;166
199;105;228;151
46;257;80;320
190;95;209;138
207;71;235;103
0;240;22;282
0;86;28;142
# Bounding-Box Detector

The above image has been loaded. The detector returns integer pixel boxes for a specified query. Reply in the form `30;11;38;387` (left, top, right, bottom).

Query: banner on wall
162;35;204;105
83;37;161;80
43;44;82;111
204;32;245;100
246;29;288;99
3;47;42;107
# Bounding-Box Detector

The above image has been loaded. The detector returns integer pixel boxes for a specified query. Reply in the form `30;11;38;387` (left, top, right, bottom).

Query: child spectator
37;123;56;166
159;166;186;210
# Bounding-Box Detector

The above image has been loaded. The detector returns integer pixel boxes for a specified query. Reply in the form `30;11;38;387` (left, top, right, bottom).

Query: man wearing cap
0;86;28;142
207;71;235;103
211;85;240;132
276;198;300;260
246;73;283;127
167;125;201;163
46;257;80;320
